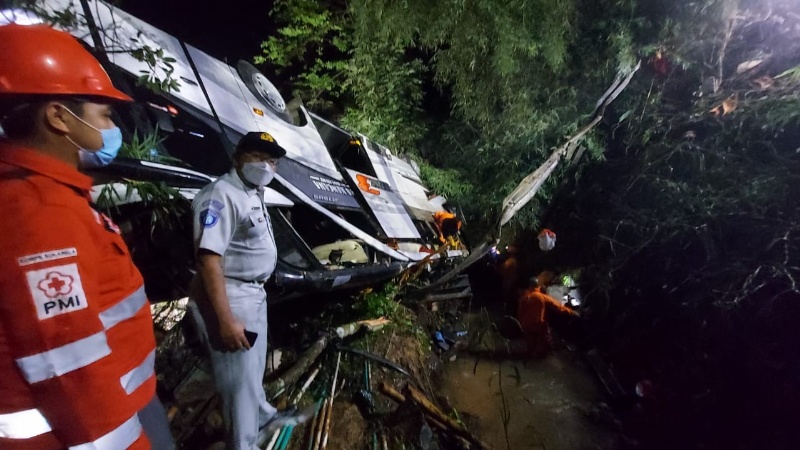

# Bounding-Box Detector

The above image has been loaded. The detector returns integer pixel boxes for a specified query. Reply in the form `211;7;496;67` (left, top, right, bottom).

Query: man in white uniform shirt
188;131;302;450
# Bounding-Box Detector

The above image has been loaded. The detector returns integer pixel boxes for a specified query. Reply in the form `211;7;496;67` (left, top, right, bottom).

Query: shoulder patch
200;209;220;228
201;199;225;211
25;263;87;320
91;210;121;234
18;247;78;267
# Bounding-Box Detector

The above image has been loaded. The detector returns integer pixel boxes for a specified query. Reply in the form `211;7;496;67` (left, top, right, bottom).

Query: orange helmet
0;24;131;102
536;270;557;287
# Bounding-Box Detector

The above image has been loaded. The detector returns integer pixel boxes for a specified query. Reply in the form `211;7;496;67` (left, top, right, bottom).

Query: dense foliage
537;1;800;447
257;0;638;235
262;0;800;447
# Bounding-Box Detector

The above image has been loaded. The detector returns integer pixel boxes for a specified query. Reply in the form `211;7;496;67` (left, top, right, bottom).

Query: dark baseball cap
235;131;287;158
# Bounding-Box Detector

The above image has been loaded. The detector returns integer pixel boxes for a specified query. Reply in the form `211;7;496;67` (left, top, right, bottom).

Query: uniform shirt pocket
96;240;135;296
246;211;269;246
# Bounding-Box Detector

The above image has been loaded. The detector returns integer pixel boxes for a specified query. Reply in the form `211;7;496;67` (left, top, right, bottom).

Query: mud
439;351;615;450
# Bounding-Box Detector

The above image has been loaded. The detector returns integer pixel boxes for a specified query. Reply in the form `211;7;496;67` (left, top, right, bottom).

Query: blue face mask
62;106;123;168
241;161;276;186
77;127;123;168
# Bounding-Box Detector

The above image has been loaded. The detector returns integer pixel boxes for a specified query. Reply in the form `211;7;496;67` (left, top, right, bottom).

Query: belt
224;276;267;285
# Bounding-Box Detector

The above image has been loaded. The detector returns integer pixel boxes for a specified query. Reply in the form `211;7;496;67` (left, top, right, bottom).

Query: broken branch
378;382;492;450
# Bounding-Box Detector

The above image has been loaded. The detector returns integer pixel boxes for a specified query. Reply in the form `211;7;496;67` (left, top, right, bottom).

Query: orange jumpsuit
0;143;157;449
432;211;461;245
516;287;574;357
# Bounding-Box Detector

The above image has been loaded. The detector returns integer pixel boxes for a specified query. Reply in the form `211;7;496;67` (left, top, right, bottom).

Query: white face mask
241;161;275;186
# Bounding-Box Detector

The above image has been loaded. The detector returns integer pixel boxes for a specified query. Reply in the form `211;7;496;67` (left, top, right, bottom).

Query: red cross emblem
37;271;74;298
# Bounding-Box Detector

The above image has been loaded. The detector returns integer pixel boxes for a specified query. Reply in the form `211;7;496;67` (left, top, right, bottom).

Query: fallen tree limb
378;382;491;450
266;335;330;400
267;318;387;399
335;317;390;338
378;381;406;403
377;383;449;433
404;385;492;450
334;344;411;377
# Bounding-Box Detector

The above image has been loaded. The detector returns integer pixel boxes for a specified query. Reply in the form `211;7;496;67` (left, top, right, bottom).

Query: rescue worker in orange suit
433;210;461;248
0;25;174;450
516;272;577;358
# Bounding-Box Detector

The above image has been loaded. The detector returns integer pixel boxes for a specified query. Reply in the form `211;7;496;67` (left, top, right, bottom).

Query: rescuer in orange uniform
517;272;577;358
433;210;462;247
0;25;173;449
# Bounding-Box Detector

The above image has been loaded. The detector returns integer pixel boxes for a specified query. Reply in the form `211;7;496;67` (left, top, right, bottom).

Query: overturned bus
1;0;466;303
311;115;468;259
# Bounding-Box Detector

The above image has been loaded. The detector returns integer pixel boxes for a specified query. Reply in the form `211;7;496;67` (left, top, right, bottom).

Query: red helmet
0;24;131;102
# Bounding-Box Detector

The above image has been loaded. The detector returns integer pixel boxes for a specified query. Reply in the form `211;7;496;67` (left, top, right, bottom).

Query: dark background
120;0;275;63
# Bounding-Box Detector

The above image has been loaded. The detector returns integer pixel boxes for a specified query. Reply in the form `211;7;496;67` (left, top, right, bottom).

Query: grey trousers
188;279;276;450
139;396;176;450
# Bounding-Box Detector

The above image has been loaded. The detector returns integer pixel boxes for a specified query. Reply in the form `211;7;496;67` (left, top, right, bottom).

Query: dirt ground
438;351;615;450
163;294;619;450
282;325;435;450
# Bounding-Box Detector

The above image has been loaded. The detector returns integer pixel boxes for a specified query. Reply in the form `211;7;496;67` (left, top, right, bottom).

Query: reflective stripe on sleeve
0;408;52;439
99;286;147;330
68;414;142;450
15;331;111;384
120;349;155;395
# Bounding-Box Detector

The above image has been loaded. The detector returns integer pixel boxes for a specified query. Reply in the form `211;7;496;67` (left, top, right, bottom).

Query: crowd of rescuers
0;24;308;450
495;229;579;358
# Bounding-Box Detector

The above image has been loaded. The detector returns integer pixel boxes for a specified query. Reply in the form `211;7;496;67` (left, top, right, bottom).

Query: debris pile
152;278;486;450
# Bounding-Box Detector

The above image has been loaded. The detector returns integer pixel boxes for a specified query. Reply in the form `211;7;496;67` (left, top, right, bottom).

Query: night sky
120;0;275;64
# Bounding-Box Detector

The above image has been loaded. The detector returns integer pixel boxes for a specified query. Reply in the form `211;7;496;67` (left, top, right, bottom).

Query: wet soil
439;351;615;450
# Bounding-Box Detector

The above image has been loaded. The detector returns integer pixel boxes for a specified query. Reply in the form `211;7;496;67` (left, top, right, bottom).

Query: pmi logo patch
26;263;88;320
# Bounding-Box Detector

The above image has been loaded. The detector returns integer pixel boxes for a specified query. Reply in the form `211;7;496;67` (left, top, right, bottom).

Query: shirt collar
0;140;93;195
226;168;260;197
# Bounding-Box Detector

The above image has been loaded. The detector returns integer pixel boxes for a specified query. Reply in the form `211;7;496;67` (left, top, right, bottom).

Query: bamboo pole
381;433;389;450
292;366;321;405
269;364;321;450
319;397;334;450
306;398;323;450
264;428;282;450
319;352;342;449
306;399;325;450
311;397;328;450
